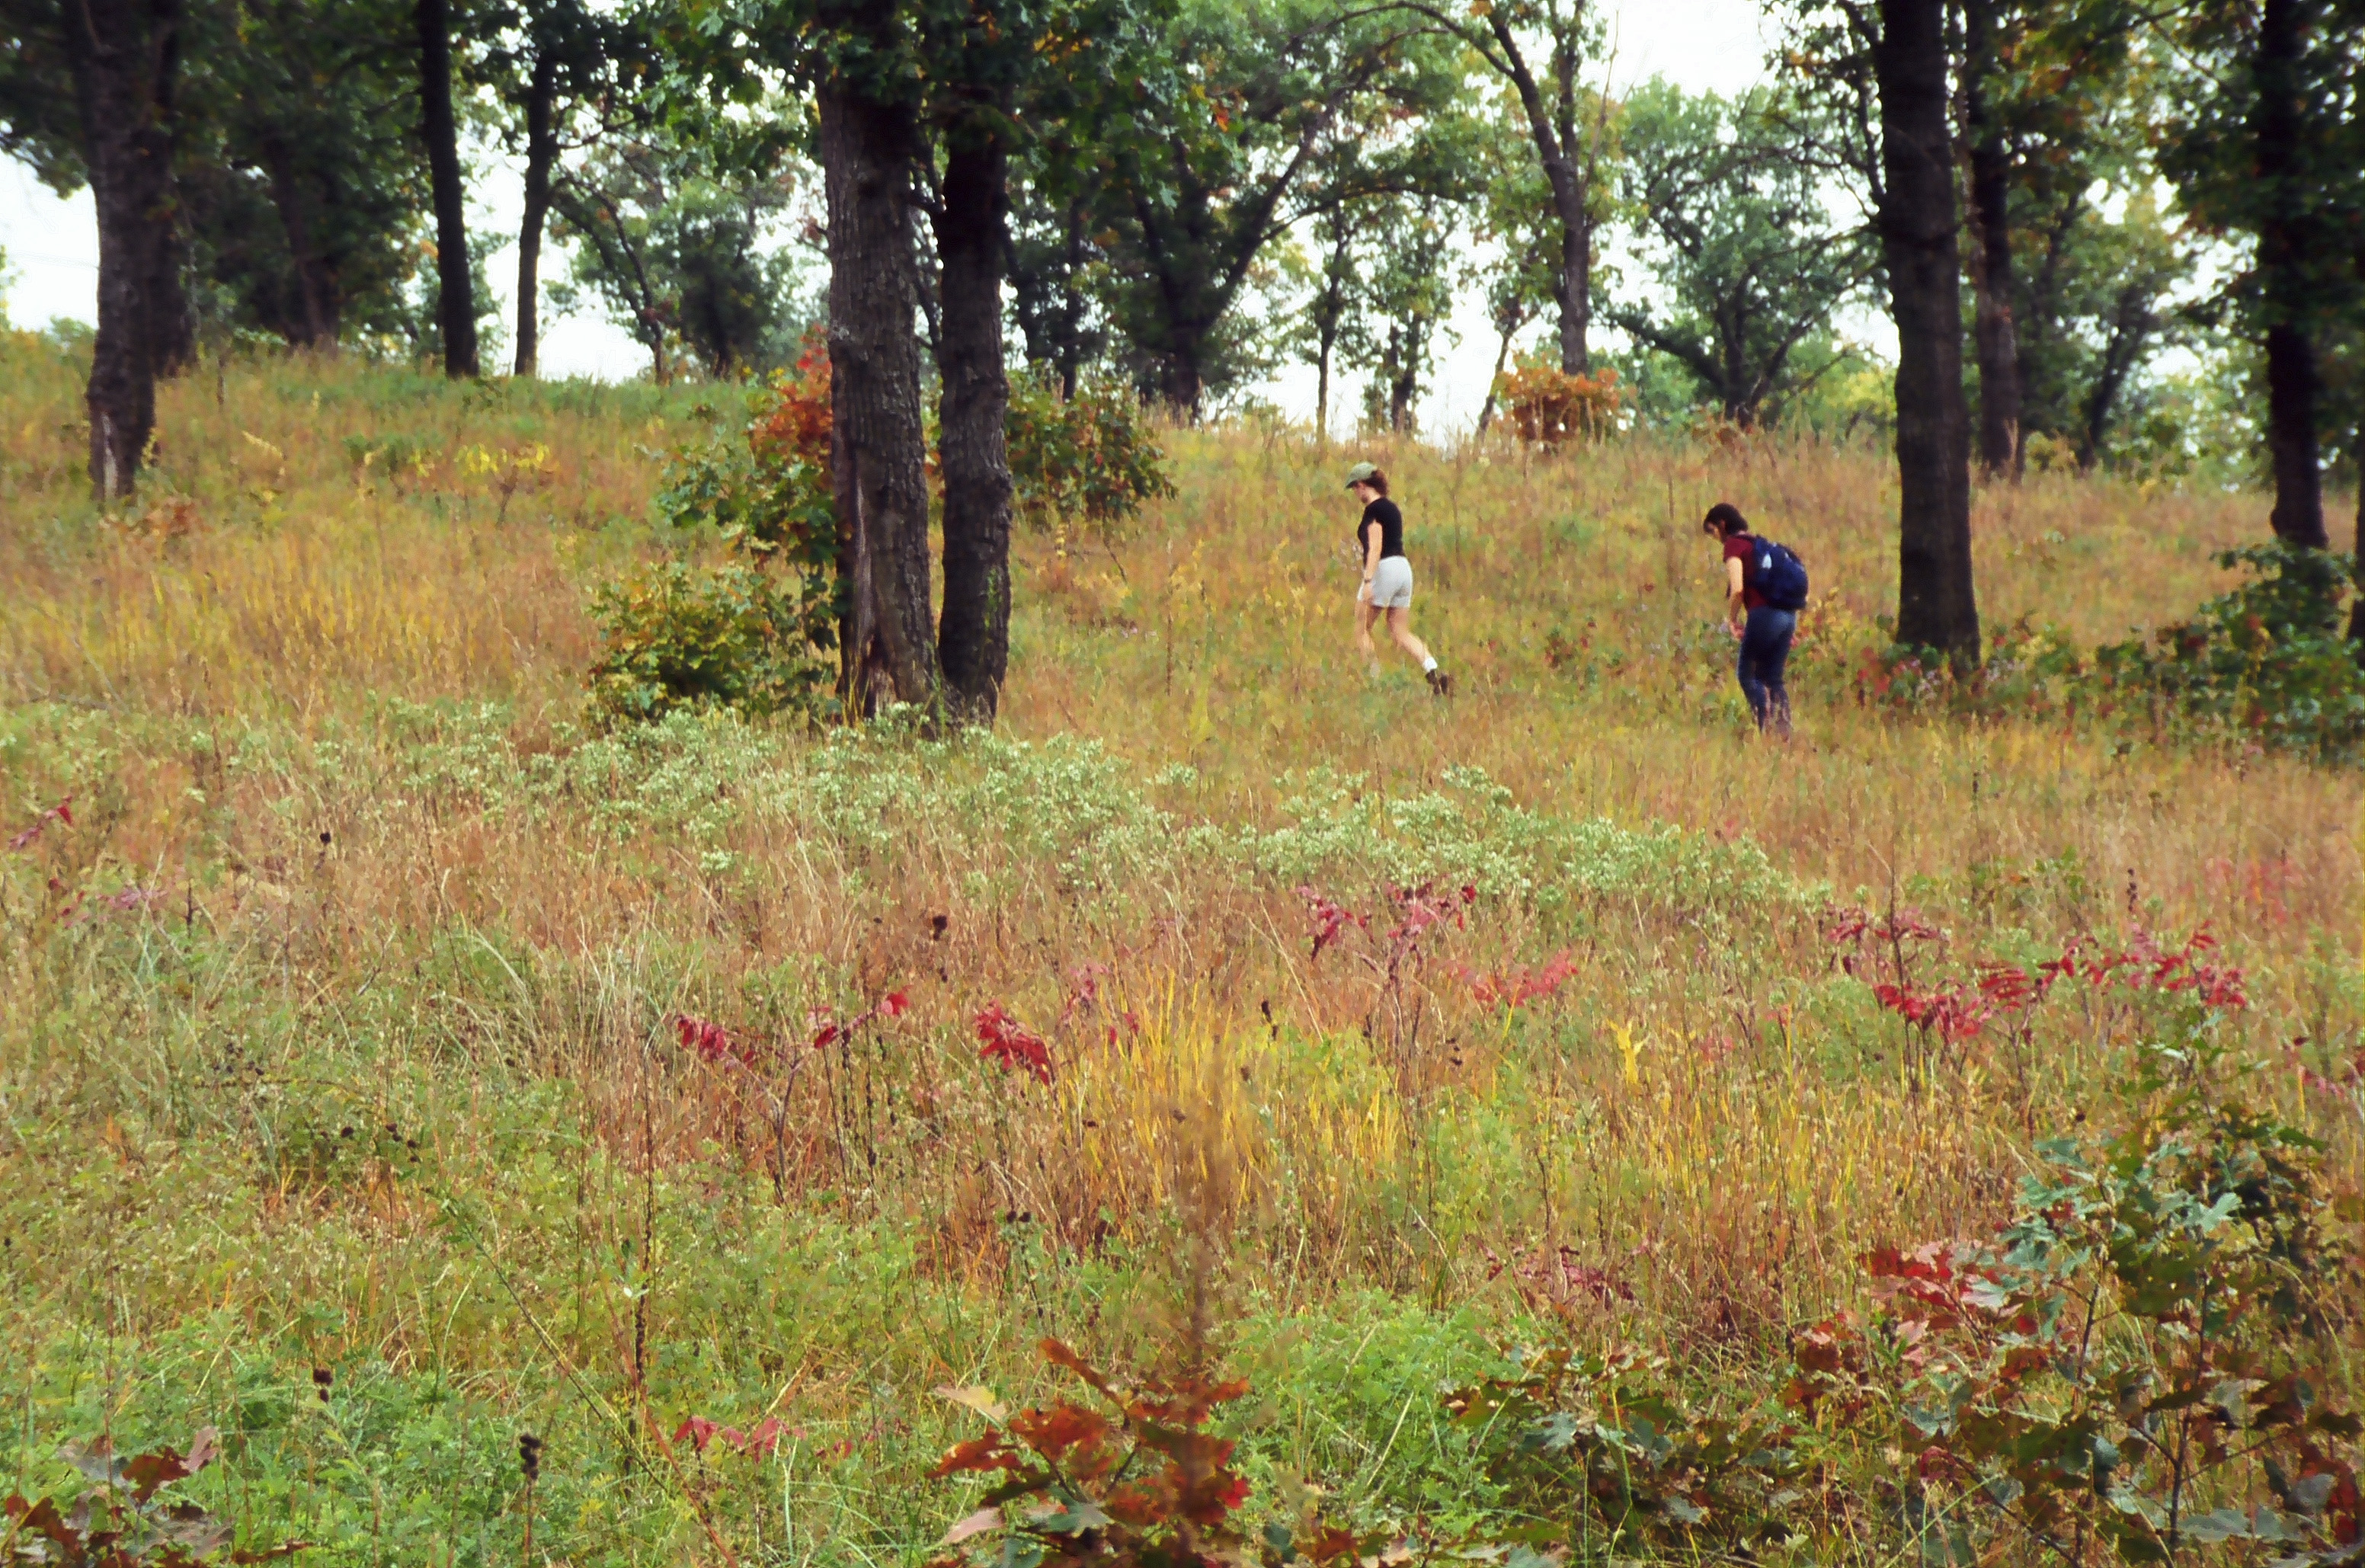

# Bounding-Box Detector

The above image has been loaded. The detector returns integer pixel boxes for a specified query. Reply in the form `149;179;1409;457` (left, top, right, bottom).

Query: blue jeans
1737;606;1796;734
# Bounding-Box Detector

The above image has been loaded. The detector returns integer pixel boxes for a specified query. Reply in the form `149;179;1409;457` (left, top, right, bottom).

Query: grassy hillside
2;337;2358;1566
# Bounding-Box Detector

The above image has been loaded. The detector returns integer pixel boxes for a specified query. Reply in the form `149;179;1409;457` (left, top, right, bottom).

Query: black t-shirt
1357;498;1405;562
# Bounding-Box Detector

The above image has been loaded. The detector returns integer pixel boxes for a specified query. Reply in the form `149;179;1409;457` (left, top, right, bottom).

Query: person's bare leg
1356;598;1383;667
1386;607;1431;665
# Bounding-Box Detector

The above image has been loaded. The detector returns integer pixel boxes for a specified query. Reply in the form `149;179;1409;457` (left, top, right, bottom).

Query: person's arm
1362;527;1381;597
1725;555;1747;627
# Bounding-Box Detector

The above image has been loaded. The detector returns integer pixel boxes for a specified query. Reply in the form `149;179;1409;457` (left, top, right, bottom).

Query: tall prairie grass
0;337;2357;1566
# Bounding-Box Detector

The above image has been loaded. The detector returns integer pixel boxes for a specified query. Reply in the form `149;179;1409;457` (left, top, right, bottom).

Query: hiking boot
1426;667;1453;697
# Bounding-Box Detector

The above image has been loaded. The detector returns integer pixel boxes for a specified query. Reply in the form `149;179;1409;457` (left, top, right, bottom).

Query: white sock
1421;655;1439;672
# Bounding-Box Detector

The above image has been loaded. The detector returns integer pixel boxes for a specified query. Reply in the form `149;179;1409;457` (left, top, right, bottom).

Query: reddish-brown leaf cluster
1497;358;1624;449
1785;1311;1873;1418
8;1429;307;1568
674;1013;752;1068
674;990;908;1072
928;1338;1265;1567
1870;980;1993;1043
1462;950;1579;1010
1485;1243;1634;1316
1861;1241;2019;1341
671;1415;785;1459
1848;918;2248;1048
8;795;73;852
1380;881;1474;973
1294;885;1365;960
1826;904;1943;968
747;330;831;478
974;1003;1054;1084
808;990;910;1052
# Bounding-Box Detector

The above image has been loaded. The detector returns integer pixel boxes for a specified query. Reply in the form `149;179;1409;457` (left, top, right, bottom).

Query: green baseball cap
1343;462;1379;488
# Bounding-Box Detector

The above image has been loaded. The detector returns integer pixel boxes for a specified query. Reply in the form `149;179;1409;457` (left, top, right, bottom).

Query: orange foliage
748;328;832;475
1496;357;1624;449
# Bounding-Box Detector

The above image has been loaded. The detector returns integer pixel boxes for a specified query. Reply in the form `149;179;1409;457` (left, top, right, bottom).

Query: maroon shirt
1723;533;1767;611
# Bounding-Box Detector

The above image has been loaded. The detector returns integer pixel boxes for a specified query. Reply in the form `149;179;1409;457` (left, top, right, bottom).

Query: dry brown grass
0;340;2357;1557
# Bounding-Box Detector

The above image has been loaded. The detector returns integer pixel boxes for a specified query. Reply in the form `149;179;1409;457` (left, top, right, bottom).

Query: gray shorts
1363;555;1413;610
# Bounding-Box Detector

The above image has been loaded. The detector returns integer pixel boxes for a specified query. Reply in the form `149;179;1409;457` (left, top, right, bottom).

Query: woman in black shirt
1344;462;1449;695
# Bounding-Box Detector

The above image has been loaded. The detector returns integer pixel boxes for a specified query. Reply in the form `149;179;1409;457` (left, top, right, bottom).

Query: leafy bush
587;337;840;727
1793;1022;2363;1566
1005;373;1176;541
584;561;830;726
5;1428;305;1568
1447;1348;1814;1562
1853;616;2088;721
1494;355;1625;449
2090;542;2365;763
927;1338;1371;1568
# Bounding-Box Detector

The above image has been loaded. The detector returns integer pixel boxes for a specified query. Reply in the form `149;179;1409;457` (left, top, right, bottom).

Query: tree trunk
933;118;1015;724
514;50;558;378
1160;339;1205;419
146;9;194;379
262;135;341;347
66;0;184;501
1387;322;1417;432
1484;12;1592;374
1476;326;1514;434
2348;469;2364;652
819;71;938;714
2074;285;2150;470
2252;0;2325;548
416;0;478;378
1962;0;2021;478
1554;210;1589;373
1876;0;1980;666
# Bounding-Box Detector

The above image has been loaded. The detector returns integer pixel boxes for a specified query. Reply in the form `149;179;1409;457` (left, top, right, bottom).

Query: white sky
0;0;1777;434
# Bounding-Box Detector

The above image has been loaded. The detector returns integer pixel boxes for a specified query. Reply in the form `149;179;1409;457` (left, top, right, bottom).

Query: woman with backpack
1702;502;1804;738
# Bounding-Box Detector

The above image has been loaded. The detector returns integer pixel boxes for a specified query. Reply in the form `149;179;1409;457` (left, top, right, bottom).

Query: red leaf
733;1418;784;1456
928;1435;1023;1477
1038;1337;1120;1400
1006;1403;1109;1462
1295;885;1365;959
975;1003;1053;1084
672;1416;720;1455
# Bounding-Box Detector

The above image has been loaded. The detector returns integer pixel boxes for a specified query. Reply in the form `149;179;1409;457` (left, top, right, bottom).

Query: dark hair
1702;502;1749;537
1360;469;1390;498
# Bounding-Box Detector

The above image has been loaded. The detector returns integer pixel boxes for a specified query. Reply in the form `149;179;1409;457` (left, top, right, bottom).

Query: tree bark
66;0;184;501
2349;469;2364;652
261;134;341;347
145;8;194;379
933;118;1015;724
1475;325;1514;434
2074;283;2151;469
819;70;939;714
514;49;558;378
2252;0;2325;548
1962;0;2021;477
1875;0;1980;666
1484;11;1595;373
416;0;478;378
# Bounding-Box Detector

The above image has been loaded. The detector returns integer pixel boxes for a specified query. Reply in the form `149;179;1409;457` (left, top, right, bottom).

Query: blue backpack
1749;537;1810;611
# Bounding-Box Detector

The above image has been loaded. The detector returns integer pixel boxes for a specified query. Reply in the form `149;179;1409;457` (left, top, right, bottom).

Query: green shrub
584;560;830;728
1006;372;1176;541
2091;542;2365;763
1793;1017;2364;1566
584;358;842;729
